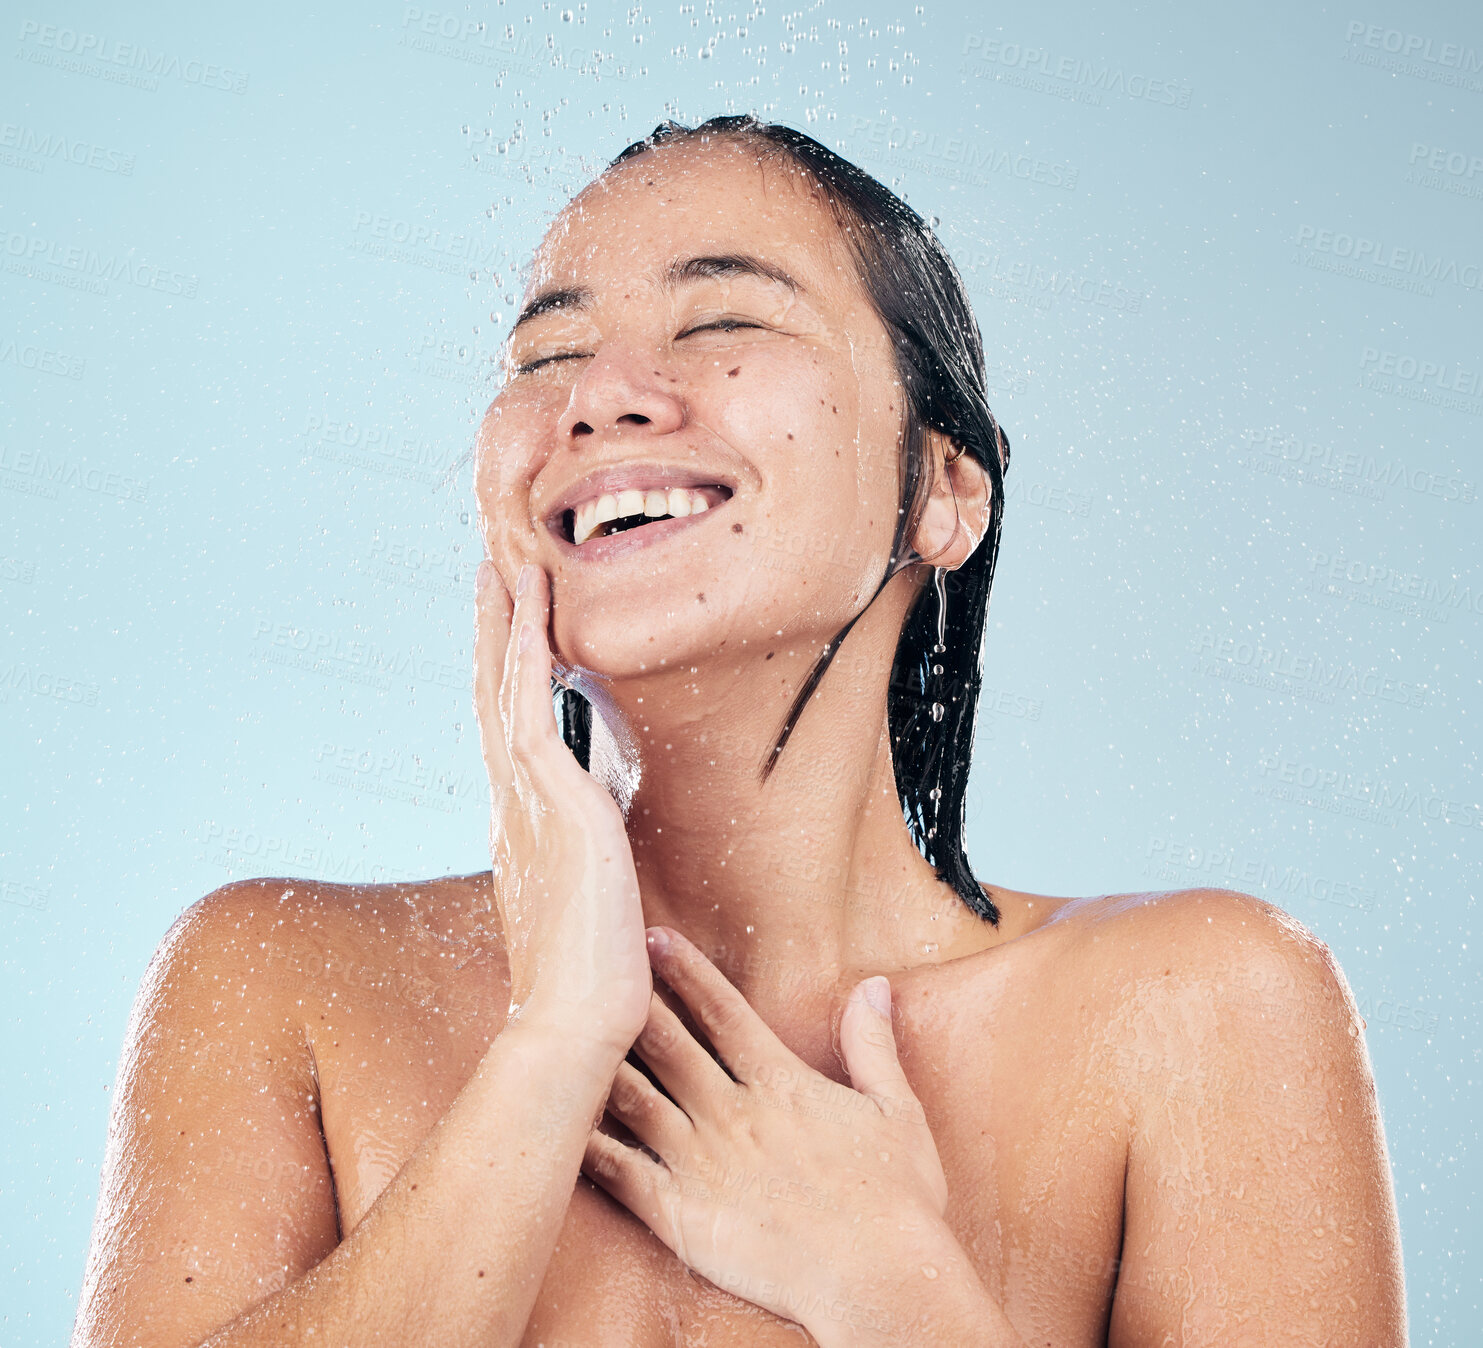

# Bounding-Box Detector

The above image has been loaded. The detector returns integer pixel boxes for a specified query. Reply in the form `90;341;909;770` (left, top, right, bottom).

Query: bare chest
309;941;1128;1348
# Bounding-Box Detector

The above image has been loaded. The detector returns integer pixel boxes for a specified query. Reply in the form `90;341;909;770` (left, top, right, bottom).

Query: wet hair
553;114;1012;925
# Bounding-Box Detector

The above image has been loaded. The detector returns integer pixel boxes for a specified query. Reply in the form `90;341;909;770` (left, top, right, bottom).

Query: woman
73;117;1407;1347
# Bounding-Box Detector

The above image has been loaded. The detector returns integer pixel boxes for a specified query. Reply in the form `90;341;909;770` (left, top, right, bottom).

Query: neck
581;610;1002;1045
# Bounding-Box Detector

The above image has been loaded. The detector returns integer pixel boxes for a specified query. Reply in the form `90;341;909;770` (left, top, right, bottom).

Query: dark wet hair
553;114;1012;925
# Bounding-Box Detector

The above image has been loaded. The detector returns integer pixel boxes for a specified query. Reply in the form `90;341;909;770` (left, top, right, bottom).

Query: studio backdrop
1;3;1478;1344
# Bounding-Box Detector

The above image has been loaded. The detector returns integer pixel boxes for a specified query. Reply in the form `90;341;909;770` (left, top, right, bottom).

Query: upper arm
1107;890;1407;1348
73;883;341;1348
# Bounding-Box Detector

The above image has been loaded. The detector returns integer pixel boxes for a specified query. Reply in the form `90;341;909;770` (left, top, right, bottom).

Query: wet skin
75;140;1406;1347
78;873;1403;1347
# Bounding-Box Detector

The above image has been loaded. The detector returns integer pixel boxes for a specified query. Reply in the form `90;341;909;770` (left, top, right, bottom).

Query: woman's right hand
474;559;652;1053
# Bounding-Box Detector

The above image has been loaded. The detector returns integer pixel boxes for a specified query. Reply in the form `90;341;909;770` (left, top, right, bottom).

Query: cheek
474;406;544;543
711;348;867;482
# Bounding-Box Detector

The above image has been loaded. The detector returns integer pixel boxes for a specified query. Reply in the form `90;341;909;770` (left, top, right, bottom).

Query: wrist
505;996;641;1060
808;1219;1020;1348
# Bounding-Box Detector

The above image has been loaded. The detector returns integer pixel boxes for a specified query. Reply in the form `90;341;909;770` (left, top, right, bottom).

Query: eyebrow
509;253;804;336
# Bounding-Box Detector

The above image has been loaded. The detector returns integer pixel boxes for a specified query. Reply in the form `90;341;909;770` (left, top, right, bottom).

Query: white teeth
569;486;721;545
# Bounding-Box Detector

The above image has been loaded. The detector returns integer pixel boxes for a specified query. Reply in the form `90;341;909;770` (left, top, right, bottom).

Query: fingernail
862;976;890;1017
518;622;533;653
516;563;534;597
476;560;493;594
646;927;671;956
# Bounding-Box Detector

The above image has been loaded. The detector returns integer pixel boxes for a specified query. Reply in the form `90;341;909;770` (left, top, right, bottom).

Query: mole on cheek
727;367;741;377
786;433;794;440
731;522;743;534
697;593;706;603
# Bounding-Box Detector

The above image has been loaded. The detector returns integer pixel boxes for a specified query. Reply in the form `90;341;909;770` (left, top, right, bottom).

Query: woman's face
475;139;917;687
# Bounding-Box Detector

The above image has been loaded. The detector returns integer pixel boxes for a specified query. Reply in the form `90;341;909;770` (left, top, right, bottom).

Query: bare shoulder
1073;885;1349;999
971;884;1366;1088
145;871;510;1031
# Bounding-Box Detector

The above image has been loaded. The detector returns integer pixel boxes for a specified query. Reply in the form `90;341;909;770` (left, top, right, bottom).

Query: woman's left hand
580;925;955;1335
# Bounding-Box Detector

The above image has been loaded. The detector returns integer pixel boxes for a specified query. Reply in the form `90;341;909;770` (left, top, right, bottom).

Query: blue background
2;2;1478;1342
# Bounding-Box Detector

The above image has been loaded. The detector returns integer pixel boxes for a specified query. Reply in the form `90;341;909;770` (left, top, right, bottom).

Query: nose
555;340;687;444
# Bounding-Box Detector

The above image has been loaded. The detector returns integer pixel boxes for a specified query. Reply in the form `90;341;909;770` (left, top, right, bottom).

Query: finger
645;927;790;1086
604;1058;694;1159
841;977;926;1126
473;560;515;793
582;1129;679;1246
630;990;737;1114
499;564;564;787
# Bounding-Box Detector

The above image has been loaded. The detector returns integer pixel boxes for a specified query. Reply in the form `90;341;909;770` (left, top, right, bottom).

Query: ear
909;430;993;571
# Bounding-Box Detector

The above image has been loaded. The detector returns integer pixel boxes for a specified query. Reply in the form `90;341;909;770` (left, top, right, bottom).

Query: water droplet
920;942;938;956
931;663;942;676
921;1263;939;1279
932;568;947;651
928;787;941;801
930;702;944;721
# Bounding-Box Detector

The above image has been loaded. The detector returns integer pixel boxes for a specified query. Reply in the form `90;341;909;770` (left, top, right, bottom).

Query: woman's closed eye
510;318;770;376
676;318;767;338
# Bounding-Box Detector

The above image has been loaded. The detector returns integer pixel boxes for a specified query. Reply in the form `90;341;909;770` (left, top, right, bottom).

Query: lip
542;462;739;529
548;492;733;563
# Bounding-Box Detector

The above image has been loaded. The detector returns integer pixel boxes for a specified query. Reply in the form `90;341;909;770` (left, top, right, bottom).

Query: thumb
842;976;917;1117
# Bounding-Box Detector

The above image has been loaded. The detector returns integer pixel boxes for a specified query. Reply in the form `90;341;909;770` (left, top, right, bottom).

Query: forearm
194;1017;626;1348
807;1223;1027;1348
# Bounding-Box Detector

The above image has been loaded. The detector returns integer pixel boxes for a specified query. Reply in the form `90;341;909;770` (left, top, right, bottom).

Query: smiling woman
73;115;1407;1348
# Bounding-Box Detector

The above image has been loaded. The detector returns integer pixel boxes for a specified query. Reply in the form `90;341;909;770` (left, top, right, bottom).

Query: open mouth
560;484;735;546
